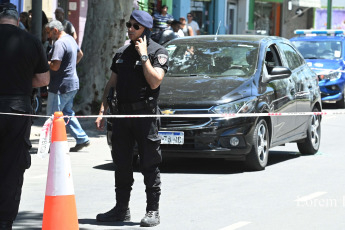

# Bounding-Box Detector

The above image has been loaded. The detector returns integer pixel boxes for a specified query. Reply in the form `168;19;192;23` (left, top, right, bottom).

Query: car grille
160;109;211;128
161;117;211;128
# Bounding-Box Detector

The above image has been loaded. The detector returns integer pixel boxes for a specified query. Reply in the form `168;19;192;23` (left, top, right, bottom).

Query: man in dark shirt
0;3;50;229
54;7;77;41
95;10;168;227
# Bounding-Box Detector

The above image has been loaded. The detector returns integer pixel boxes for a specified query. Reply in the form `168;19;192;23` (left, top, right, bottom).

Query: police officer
95;10;168;227
0;3;50;229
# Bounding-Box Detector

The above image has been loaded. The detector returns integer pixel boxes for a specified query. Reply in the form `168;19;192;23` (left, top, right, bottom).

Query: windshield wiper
305;57;321;59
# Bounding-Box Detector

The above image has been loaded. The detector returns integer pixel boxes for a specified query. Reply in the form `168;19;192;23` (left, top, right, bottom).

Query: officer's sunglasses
126;22;141;30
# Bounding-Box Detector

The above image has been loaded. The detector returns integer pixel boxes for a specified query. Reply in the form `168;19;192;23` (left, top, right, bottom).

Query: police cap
130;10;153;29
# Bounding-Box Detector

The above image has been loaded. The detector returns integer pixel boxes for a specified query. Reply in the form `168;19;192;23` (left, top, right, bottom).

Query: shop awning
257;0;284;3
291;0;321;7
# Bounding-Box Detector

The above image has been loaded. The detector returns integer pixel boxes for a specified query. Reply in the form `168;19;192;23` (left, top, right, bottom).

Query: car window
165;41;259;77
265;45;282;74
279;43;304;70
291;40;342;60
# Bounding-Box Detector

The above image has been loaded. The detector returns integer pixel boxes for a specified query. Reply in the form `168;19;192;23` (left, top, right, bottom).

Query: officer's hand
135;35;147;56
95;116;105;131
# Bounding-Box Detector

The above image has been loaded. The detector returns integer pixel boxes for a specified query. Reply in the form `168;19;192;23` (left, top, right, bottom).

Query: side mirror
263;66;292;83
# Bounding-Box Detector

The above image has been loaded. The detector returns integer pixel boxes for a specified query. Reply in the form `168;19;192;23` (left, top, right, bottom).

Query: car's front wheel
297;107;321;154
245;118;269;171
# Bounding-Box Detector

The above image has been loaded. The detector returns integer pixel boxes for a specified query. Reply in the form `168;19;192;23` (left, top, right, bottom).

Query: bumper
160;117;256;159
319;77;345;101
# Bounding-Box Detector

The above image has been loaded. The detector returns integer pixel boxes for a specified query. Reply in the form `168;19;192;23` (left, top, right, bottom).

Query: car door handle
308;85;313;89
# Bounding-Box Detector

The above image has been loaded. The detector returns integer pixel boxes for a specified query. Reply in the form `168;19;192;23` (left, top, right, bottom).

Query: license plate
159;131;184;145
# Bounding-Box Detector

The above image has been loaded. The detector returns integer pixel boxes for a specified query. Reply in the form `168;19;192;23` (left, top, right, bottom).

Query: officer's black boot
0;221;13;230
140;211;160;227
96;206;130;222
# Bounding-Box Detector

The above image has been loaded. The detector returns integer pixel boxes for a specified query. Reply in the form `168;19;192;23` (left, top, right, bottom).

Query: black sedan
157;35;322;170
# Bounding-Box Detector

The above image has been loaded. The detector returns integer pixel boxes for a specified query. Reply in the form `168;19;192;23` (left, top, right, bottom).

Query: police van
290;30;345;108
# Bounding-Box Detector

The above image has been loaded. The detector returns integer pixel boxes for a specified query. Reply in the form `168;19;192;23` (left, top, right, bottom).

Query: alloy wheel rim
310;114;320;149
257;123;268;162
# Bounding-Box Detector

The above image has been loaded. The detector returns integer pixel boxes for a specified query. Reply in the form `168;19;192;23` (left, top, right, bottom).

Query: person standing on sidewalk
187;12;200;35
45;20;90;152
95;10;169;227
54;7;77;41
0;3;50;229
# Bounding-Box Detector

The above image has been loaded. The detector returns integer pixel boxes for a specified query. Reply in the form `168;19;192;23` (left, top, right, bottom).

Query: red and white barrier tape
0;111;339;119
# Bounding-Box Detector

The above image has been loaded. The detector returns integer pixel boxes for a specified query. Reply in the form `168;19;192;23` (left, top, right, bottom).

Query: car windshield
292;40;342;60
165;40;259;77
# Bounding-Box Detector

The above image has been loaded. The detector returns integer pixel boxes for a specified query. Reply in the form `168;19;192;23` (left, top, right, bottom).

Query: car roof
168;35;287;44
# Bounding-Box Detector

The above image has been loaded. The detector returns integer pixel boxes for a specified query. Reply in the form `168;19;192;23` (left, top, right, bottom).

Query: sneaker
69;140;90;152
96;206;131;222
140;211;160;227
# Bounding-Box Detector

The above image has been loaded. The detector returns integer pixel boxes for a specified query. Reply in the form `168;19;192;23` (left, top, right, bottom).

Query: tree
75;0;133;114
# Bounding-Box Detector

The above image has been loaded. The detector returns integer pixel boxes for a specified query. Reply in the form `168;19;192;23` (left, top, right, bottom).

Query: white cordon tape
1;111;344;119
311;68;345;73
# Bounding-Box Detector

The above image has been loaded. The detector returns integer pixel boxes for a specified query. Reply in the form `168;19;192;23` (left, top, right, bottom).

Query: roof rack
294;29;345;36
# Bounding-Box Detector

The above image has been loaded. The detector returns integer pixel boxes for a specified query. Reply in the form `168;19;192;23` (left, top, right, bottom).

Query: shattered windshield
292;40;342;60
165;40;259;77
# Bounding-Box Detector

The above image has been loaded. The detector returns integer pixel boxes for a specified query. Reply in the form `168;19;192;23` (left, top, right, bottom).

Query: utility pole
31;0;42;41
327;0;332;29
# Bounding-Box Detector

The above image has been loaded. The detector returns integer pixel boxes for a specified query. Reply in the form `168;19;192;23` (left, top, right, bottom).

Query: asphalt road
12;103;345;230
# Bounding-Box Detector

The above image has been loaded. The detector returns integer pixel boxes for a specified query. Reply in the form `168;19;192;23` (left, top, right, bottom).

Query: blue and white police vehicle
290;30;345;108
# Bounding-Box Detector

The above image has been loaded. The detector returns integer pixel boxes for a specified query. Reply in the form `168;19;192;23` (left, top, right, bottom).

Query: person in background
95;10;169;227
19;11;29;31
179;16;194;36
45;20;90;152
54;7;77;41
151;5;173;42
159;20;183;45
187;12;200;35
0;3;50;229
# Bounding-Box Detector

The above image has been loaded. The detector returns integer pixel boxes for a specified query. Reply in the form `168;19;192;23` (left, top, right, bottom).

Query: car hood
158;75;253;108
306;59;345;73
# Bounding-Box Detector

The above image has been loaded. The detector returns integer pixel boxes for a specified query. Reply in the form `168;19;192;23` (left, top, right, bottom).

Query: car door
264;44;297;144
278;42;311;135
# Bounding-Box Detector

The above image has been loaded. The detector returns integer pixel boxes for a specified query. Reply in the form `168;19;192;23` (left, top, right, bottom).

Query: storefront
253;0;282;36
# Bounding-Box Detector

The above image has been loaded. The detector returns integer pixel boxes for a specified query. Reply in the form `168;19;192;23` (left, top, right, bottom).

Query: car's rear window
292;40;342;60
165;41;259;77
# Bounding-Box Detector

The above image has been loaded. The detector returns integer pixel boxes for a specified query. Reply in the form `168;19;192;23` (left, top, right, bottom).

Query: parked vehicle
290;30;345;108
107;35;322;171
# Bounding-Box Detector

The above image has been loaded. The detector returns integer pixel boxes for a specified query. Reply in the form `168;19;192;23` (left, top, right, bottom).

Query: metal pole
31;0;42;42
327;0;332;29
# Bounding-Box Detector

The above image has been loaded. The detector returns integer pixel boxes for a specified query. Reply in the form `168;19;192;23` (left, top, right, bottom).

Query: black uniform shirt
110;38;169;103
0;24;49;96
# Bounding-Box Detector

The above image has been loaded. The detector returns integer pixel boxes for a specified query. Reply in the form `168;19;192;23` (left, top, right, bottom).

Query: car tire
245;118;269;171
297;107;321;155
336;89;345;108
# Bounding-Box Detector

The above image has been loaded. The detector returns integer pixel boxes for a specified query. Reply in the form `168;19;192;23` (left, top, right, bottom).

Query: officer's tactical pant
111;107;162;212
0;97;32;221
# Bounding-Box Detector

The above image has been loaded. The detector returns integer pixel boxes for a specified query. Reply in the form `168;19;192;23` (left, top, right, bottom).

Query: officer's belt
118;99;156;113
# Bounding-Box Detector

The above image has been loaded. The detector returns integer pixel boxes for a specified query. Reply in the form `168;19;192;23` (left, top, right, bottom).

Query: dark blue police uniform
110;38;168;212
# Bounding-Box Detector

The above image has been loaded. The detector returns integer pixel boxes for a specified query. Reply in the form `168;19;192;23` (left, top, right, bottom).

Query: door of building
226;1;237;34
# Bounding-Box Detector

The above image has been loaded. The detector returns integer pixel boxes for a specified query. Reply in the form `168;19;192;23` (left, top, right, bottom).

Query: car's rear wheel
245;119;269;171
336;88;345;108
297;107;321;154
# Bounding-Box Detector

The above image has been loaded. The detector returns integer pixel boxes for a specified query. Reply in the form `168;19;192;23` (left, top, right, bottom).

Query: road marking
295;192;327;202
218;221;251;230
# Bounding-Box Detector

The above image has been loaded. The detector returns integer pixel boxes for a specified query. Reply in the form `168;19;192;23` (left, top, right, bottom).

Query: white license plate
159;131;184;145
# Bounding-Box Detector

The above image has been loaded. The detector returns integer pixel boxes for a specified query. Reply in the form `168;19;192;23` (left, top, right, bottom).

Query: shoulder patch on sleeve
157;54;168;65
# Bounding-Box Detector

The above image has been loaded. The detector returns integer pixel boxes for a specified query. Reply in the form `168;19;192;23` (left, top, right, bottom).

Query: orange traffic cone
42;111;79;230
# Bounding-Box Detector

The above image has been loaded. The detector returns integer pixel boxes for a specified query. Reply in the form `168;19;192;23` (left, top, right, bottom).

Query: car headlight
211;97;257;114
319;71;342;81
